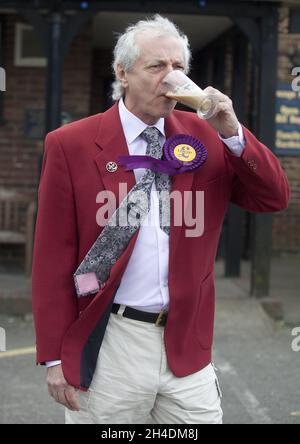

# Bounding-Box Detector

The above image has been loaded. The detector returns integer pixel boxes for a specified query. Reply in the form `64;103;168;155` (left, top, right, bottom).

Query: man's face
117;33;186;125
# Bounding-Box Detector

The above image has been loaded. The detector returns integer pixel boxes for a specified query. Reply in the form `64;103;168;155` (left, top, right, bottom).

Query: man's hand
47;365;80;411
204;87;240;138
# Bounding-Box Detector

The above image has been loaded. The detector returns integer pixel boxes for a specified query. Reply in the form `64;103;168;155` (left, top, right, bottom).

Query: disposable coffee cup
162;70;218;119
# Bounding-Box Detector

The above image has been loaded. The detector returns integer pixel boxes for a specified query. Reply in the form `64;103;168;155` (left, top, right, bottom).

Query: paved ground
222;256;300;326
0;257;299;424
215;299;300;424
0;314;64;424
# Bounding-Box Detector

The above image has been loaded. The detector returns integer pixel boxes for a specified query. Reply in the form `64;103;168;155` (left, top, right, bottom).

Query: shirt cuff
219;122;245;157
46;360;62;368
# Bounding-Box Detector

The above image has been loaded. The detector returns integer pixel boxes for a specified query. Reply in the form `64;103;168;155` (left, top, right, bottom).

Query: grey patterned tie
74;126;172;297
142;127;172;236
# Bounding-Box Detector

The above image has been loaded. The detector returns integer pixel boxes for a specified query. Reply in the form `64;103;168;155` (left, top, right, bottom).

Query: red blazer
32;103;290;390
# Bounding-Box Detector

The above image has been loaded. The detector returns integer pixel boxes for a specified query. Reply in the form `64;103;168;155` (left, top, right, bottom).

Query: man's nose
165;65;176;75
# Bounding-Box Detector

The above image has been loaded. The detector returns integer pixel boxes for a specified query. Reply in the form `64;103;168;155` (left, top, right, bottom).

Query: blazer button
247;160;257;171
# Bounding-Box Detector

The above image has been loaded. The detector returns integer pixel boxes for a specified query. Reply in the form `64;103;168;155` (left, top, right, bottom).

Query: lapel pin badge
106;161;118;173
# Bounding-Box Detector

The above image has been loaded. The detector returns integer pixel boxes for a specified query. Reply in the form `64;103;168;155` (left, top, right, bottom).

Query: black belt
111;303;168;327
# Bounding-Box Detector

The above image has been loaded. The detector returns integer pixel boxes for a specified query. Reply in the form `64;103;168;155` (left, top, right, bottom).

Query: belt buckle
155;309;168;327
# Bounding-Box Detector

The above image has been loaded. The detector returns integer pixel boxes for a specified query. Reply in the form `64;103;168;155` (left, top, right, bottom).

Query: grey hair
111;14;191;101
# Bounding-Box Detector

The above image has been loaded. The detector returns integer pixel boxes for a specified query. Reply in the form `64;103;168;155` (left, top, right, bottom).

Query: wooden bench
0;189;37;275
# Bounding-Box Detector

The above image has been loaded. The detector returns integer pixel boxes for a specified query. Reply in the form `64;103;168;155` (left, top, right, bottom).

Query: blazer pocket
195;272;215;350
78;294;96;314
195;175;230;233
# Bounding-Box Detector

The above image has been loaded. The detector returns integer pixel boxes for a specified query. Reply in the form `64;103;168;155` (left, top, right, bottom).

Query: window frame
14;22;46;68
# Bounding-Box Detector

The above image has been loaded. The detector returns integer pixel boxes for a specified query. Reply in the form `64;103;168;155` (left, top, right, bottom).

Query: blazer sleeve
32;131;79;364
225;126;290;212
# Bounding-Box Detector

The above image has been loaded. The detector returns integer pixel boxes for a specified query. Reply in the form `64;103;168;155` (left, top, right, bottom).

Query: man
32;15;290;424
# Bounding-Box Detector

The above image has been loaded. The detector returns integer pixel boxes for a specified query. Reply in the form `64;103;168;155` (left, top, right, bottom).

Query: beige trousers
66;310;223;424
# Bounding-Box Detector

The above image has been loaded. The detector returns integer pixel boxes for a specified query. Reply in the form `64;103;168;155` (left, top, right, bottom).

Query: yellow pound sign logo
174;144;196;163
0;327;6;352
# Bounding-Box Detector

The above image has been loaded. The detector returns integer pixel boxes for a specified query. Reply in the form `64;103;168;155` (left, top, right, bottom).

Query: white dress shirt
46;100;245;368
114;98;170;313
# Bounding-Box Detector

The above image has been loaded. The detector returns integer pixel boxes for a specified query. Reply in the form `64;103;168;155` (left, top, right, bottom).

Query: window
14;23;46;67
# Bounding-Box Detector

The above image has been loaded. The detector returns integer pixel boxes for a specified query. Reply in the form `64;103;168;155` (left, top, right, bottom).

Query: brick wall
0;14;92;196
0;14;92;266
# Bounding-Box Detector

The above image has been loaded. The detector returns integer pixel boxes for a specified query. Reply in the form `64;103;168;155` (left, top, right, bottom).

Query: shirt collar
118;98;165;145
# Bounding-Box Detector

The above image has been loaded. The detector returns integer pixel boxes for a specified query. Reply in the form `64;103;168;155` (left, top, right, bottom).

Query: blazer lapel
165;113;195;193
93;104;138;280
94;103;136;205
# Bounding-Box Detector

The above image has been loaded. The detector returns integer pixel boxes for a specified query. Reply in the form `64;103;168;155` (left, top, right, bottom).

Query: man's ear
116;64;129;89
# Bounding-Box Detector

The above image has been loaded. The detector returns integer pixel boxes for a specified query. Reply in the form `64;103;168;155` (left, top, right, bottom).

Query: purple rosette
163;134;208;173
119;134;208;176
